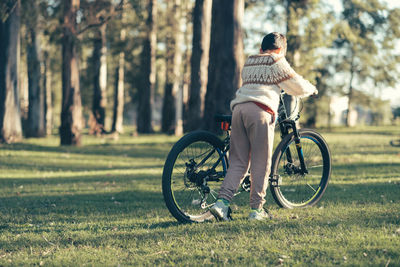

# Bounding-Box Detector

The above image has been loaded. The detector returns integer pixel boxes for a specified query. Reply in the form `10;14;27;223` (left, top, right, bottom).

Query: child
210;32;318;221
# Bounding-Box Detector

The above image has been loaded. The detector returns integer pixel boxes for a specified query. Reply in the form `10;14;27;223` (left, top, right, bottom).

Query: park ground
0;126;399;266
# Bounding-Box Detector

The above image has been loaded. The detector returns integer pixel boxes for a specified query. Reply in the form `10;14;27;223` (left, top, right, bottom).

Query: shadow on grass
0;189;166;224
321;182;400;206
0;159;165;172
332;162;400;176
0;181;399;253
330;148;400;156
0;173;163;190
1;142;173;159
0;142;171;172
0;181;398;224
328;128;400;136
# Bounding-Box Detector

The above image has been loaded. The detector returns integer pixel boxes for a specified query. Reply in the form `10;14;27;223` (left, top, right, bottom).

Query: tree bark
137;0;156;133
186;0;212;132
111;6;125;134
90;23;108;135
60;0;83;146
203;0;244;132
26;1;46;138
346;52;355;127
0;0;22;143
43;51;53;135
161;0;183;135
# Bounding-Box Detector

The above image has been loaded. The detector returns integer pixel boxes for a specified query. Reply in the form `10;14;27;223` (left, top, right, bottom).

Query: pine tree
0;0;23;143
186;0;212;132
161;0;183;134
137;0;157;134
60;0;83;145
333;0;400;126
203;0;244;132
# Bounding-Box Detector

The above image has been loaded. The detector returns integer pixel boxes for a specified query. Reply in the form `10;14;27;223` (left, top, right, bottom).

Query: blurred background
0;0;399;145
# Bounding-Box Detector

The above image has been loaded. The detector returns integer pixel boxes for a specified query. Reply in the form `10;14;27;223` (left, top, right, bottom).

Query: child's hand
311;90;318;98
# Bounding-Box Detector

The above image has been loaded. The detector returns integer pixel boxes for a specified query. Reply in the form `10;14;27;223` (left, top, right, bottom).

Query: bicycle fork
283;121;308;175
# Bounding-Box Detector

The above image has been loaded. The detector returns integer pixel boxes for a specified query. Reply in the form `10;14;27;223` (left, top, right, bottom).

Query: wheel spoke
308;165;323;169
306;183;317;192
166;136;226;222
274;132;330;207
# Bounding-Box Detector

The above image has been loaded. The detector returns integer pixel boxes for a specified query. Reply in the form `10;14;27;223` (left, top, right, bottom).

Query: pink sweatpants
218;102;275;209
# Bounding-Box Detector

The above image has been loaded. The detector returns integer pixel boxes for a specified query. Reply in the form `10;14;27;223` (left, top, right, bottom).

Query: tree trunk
327;96;332;130
305;97;317;127
60;0;83;146
175;0;192;136
26;2;46;138
0;0;22;143
284;0;302;124
161;0;183;135
137;0;156;133
186;0;212;132
43;50;53;135
90;23;108;135
203;0;244;132
346;53;355;127
111;6;125;134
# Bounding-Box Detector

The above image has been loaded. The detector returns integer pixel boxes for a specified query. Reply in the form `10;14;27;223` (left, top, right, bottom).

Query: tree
137;0;157;134
60;0;83;145
258;0;332;127
25;0;46;137
283;0;306;121
243;0;335;127
186;0;212;132
161;0;183;134
203;0;244;132
177;0;193;135
90;23;108;135
333;0;400;127
111;5;126;134
43;51;53;135
0;0;22;143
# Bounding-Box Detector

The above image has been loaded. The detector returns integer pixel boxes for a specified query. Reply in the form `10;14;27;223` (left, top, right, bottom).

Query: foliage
6;0;399;142
1;127;400;265
332;0;400;95
0;0;18;22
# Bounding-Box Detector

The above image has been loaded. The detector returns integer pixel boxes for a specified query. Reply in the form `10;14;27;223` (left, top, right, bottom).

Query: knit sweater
230;53;317;113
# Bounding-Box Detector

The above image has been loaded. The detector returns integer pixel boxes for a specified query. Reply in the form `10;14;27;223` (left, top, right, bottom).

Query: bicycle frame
276;93;309;175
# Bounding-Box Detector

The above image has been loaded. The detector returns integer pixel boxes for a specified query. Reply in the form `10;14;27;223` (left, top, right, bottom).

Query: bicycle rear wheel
162;131;227;223
270;129;331;208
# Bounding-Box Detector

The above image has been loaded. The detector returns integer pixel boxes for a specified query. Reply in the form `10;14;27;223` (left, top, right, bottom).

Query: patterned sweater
230;53;317;113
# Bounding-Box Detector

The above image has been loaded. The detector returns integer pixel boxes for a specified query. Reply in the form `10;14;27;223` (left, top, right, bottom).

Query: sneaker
210;199;231;221
249;208;271;221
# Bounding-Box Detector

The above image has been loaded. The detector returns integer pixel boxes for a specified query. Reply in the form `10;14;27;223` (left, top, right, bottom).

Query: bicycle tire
390;139;400;147
270;129;331;208
162;131;227;223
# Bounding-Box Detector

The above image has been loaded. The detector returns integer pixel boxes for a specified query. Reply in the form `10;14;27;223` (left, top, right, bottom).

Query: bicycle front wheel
270;129;331;208
162;131;227;223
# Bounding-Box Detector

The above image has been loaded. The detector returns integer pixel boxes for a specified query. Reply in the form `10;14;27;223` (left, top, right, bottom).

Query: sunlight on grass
1;127;400;266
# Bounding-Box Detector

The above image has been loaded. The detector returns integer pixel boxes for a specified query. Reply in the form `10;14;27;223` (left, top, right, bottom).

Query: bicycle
390;139;400;147
162;92;332;223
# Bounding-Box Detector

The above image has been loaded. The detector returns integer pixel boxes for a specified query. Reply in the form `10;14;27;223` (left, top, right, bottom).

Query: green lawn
1;126;399;266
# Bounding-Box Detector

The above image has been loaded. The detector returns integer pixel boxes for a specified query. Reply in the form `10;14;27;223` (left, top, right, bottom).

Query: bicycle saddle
214;114;232;124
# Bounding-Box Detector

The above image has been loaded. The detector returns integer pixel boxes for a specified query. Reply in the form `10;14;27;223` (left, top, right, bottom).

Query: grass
0;126;400;266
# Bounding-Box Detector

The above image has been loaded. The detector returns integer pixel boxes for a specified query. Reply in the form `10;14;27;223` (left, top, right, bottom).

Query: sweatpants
217;102;275;209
